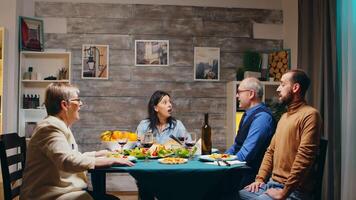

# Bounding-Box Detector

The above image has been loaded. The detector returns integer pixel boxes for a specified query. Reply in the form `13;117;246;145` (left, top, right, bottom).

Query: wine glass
117;131;128;153
142;131;154;149
177;131;187;144
142;131;154;162
184;132;197;149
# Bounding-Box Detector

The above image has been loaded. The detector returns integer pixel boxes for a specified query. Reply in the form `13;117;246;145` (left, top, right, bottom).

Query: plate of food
106;153;137;162
147;145;174;158
199;153;237;162
123;148;148;159
158;157;188;165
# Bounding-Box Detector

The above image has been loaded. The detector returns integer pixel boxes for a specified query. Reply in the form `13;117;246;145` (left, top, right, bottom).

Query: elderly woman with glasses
21;83;134;200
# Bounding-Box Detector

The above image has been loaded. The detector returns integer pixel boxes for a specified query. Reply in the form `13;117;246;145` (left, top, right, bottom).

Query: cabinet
18;51;71;137
225;81;280;149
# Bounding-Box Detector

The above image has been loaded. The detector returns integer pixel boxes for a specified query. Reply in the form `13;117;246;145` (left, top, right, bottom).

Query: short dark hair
147;90;176;132
288;69;310;98
44;83;79;116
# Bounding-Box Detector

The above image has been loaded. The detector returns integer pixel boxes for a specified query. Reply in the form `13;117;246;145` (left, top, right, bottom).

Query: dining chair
0;133;27;200
312;137;328;200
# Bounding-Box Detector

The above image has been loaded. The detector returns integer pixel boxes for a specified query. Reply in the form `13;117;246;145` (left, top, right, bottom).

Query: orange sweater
255;100;321;198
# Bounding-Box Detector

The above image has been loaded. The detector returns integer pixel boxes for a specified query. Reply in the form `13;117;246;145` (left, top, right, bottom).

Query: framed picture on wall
82;44;109;79
135;40;169;66
194;47;220;81
19;16;44;51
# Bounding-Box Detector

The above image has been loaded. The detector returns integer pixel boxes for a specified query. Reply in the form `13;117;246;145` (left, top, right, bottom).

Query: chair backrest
313;138;328;200
0;133;27;200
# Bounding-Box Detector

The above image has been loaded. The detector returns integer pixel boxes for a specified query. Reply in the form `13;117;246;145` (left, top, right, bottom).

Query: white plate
126;156;137;162
158;158;188;164
199;154;237;162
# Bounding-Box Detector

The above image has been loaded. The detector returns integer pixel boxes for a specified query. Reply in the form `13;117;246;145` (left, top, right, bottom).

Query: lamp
87;55;95;70
84;46;106;77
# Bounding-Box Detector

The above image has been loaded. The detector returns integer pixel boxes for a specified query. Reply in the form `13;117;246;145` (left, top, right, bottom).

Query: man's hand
95;150;109;157
244;181;265;193
265;188;284;200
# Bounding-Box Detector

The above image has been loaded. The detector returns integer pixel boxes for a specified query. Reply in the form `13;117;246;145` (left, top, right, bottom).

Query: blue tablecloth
90;158;249;200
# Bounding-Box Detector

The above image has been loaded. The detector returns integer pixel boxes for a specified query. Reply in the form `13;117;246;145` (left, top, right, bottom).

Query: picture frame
19;16;44;51
135;40;169;66
82;44;109;79
194;47;220;81
267;49;291;81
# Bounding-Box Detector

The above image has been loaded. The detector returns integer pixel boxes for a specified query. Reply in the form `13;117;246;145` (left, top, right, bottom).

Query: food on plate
123;145;174;159
124;148;148;159
148;144;173;158
208;153;232;160
174;147;197;158
159;157;188;164
106;152;128;159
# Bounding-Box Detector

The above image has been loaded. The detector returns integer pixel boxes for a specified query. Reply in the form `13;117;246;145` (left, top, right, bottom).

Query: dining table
89;156;250;200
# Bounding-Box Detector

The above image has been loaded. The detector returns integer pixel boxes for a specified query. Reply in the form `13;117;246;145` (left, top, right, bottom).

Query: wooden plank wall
35;2;283;152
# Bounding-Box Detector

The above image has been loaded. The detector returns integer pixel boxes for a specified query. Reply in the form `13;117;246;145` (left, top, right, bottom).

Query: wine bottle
201;113;212;155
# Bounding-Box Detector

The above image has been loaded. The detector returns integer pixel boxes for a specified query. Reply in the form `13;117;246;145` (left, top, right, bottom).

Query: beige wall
0;0;22;133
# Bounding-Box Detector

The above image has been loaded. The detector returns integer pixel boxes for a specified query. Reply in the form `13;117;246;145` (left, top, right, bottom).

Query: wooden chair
0;133;27;200
313;138;328;200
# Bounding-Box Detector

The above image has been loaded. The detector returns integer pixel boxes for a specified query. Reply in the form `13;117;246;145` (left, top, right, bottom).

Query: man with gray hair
226;77;276;187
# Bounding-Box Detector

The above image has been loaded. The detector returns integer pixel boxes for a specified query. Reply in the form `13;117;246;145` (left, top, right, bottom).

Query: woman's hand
95;157;135;168
244;181;265;193
95;150;109;157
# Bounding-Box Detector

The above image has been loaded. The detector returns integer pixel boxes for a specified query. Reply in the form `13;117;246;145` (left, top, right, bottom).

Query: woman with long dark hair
136;90;187;144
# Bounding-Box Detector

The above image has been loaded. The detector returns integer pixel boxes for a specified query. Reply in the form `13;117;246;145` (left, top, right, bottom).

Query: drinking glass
184;132;197;149
117;131;128;153
177;131;187;144
142;131;154;148
142;131;154;162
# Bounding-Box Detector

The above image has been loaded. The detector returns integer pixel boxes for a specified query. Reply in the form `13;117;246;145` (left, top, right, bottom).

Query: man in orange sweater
239;69;322;200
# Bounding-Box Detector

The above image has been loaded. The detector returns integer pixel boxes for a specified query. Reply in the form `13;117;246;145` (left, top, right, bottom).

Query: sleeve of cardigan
38;126;95;173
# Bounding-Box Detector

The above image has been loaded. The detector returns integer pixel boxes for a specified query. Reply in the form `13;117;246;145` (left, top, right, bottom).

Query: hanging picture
194;47;220;81
135;40;169;66
82;44;109;79
19;16;44;51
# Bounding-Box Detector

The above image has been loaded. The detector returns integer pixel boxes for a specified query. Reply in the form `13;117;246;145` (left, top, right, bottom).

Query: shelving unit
18;51;71;137
225;81;280;149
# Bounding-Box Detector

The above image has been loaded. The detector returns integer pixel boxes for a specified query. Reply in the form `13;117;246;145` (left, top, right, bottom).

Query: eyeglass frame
236;89;253;94
68;98;83;104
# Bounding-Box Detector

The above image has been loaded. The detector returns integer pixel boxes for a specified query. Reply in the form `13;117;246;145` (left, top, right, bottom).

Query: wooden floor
108;191;138;200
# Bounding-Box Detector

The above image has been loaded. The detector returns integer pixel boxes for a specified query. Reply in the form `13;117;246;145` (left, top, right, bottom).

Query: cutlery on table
216;158;221;166
216;158;231;166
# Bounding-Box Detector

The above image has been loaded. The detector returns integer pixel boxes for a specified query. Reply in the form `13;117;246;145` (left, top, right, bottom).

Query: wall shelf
18;51;71;137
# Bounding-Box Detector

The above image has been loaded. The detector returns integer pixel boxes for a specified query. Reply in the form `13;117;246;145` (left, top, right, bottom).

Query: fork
216;158;222;166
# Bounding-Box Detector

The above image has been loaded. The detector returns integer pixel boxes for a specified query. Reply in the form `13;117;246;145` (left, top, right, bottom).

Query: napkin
205;160;246;167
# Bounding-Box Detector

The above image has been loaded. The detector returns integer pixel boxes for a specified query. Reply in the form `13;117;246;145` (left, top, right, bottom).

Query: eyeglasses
69;98;82;103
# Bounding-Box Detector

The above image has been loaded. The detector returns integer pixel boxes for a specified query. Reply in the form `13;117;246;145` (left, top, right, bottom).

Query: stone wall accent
35;2;283;152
